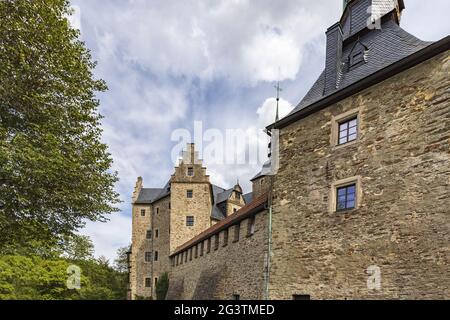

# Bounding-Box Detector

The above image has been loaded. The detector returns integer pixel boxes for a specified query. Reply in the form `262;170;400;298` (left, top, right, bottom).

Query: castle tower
169;143;213;253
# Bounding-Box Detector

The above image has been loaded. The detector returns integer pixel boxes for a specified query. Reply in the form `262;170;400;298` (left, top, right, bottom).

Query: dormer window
187;167;194;177
348;41;368;69
350;51;364;66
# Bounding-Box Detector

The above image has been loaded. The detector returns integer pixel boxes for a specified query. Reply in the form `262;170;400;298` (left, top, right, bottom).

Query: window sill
335;208;358;214
332;139;359;150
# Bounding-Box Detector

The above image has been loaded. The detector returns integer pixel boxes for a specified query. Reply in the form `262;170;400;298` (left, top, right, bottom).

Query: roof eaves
267;35;450;131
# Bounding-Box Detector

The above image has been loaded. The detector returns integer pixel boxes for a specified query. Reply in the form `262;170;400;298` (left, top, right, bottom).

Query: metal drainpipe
150;206;154;299
264;175;274;300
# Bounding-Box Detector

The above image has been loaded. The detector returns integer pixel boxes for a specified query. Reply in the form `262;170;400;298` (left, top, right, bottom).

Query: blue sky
68;0;450;261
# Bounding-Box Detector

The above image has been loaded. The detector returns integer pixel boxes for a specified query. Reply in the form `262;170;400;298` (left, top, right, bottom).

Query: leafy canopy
0;0;120;249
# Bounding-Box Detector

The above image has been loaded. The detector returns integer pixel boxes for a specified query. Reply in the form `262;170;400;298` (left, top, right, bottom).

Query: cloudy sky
69;0;450;261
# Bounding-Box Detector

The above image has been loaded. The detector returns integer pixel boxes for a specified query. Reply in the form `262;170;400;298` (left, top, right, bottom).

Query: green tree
61;234;94;261
155;272;169;300
0;0;120;251
113;246;130;273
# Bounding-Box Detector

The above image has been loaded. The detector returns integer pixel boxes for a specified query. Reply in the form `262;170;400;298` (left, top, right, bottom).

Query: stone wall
130;203;152;299
167;210;268;300
269;51;450;299
252;176;271;199
151;196;171;297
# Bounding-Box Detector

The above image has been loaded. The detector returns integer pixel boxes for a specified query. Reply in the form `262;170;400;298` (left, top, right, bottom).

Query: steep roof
170;192;269;256
134;188;164;204
291;18;431;115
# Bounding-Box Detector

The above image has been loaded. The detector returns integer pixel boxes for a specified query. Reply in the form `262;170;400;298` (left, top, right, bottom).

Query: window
140;209;146;216
336;184;356;211
233;208;237;213
247;216;256;236
146;230;152;239
233;294;241;300
145;252;152;262
187;167;194;176
338;117;358;145
293;294;311;300
186;216;194;227
145;278;152;288
214;234;219;251
155;229;159;238
223;229;229;247
154;277;158;287
233;223;240;242
207;238;211;253
154;251;158;262
200;242;204;256
187;190;193;198
350;51;364;66
156;207;159;214
235;192;241;200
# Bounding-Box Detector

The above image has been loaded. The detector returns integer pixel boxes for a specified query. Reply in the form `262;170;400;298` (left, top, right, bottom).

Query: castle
129;0;450;300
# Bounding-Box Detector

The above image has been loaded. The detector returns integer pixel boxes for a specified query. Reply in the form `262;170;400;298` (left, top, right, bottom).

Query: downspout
264;175;274;300
150;206;154;299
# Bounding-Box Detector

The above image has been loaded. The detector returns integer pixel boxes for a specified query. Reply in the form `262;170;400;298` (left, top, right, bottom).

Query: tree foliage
0;254;127;300
0;0;120;249
155;272;169;300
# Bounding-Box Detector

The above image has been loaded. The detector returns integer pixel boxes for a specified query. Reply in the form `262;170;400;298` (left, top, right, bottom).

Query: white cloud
81;213;131;261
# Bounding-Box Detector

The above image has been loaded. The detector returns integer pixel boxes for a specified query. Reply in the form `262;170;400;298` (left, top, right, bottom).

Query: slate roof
250;159;272;181
134;188;164;204
243;192;253;204
290;18;432;116
135;182;239;221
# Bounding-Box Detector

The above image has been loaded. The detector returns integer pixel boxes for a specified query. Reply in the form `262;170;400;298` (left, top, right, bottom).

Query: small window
145;278;152;288
338;117;358;145
154;277;158;287
140;209;146;216
154;251;158;261
186;216;194;227
233;294;241;300
145;252;152;262
155;229;159;238
214;234;219;251
146;230;152;239
187;190;193;198
233;223;240;242
233;208;237;213
187;167;194;176
223;229;229;247
350;50;365;67
336;184;356;211
293;294;311;300
156;207;159;214
235;192;241;200
247;216;256;236
207;238;211;253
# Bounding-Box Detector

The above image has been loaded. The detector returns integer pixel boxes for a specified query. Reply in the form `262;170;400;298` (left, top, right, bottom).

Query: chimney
324;22;343;95
132;176;143;203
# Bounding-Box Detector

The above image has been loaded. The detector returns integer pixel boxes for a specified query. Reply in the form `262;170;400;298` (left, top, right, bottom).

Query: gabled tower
169;143;213;253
